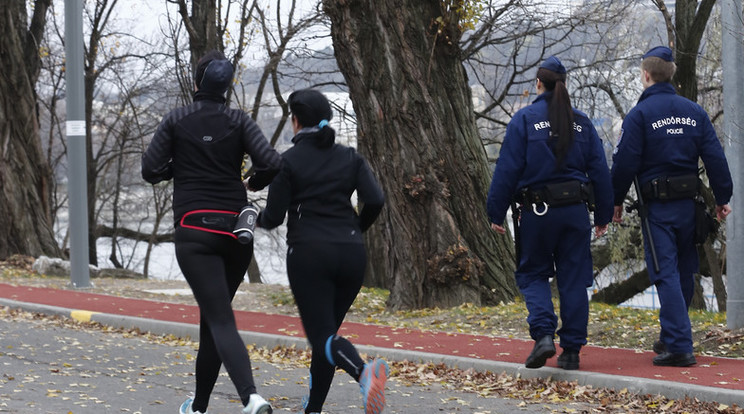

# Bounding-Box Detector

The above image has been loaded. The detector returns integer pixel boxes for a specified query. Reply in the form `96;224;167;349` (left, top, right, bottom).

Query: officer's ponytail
537;67;575;169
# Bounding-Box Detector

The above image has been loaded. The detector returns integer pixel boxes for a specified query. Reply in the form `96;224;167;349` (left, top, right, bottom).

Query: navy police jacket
611;82;733;206
487;92;614;226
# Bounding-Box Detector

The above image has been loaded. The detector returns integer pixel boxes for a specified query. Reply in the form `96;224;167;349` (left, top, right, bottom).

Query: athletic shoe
179;397;207;414
242;393;272;414
524;335;555;369
359;359;389;414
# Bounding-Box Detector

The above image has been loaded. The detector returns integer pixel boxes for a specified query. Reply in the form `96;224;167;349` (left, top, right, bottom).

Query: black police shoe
557;350;579;370
652;352;697;367
652;340;666;354
525;335;555;369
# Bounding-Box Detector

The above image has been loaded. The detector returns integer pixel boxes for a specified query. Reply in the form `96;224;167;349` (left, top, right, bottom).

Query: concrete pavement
1;282;743;407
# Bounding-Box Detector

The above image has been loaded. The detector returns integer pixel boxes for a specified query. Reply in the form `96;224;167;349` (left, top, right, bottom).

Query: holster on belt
641;174;699;201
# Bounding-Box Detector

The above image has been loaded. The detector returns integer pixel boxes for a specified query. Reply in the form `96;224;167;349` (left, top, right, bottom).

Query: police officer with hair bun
258;89;388;414
142;50;280;414
487;56;614;371
611;46;733;367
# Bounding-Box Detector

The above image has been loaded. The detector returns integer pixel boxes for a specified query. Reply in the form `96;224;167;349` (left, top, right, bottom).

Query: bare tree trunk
247;257;262;284
697;186;727;311
0;0;61;260
673;0;716;100
708;243;727;312
174;0;221;68
690;275;706;310
323;0;518;310
591;270;651;305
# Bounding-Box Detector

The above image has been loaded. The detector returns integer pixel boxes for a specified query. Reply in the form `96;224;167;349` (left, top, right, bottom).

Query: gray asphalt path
0;311;595;414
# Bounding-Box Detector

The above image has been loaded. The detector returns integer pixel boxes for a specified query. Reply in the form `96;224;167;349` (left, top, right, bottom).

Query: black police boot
524;335;555;369
653;352;696;367
652;340;666;354
557;349;580;370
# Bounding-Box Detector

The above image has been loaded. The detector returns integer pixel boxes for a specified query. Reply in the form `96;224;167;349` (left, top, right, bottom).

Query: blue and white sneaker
359;359;389;414
179;397;207;414
242;393;272;414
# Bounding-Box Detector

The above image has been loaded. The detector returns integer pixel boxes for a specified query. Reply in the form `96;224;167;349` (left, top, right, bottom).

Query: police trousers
644;199;698;354
515;203;592;351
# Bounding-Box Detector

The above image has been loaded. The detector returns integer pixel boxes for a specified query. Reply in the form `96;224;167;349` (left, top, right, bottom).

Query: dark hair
288;89;335;148
537;67;574;168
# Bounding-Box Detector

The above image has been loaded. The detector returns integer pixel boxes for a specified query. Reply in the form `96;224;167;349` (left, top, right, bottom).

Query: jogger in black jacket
142;50;281;414
258;89;387;414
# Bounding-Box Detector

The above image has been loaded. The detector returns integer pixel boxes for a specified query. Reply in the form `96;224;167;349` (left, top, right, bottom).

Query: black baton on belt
511;201;521;266
631;176;660;273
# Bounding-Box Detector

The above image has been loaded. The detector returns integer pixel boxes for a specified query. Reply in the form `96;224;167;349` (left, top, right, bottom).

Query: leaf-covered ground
2;255;743;413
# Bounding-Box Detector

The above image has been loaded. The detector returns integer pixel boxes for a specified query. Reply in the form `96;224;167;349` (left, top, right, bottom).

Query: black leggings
287;242;367;413
175;226;255;412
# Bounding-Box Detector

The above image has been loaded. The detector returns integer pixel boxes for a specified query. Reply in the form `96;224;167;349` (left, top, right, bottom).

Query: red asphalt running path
1;282;743;393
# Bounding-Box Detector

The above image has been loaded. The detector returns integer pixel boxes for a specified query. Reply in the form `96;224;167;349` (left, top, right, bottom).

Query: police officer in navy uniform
611;46;733;367
487;56;614;370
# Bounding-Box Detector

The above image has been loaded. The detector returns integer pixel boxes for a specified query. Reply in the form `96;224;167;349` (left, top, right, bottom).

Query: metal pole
722;0;744;329
64;0;91;288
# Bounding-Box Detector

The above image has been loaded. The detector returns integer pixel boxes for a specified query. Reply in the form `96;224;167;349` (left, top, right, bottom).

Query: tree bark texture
0;0;61;260
323;0;517;310
672;0;716;100
174;0;220;69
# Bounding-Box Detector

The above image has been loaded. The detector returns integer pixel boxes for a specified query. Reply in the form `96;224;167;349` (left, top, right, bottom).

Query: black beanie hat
194;50;233;94
288;89;332;127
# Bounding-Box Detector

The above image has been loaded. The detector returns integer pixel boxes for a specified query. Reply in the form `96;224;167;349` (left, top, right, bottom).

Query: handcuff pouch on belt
640;174;698;201
518;180;595;216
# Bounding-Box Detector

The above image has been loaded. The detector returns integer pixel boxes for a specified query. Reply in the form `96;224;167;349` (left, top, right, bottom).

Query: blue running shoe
359;359;389;414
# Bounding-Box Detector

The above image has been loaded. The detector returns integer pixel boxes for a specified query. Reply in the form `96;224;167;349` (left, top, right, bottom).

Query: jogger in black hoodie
142;50;281;414
258;89;387;414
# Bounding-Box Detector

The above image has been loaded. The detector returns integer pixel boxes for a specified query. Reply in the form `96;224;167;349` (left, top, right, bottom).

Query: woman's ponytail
316;120;335;149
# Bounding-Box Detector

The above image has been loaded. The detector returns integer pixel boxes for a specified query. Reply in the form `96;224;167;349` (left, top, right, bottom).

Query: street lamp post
722;0;744;329
64;0;91;288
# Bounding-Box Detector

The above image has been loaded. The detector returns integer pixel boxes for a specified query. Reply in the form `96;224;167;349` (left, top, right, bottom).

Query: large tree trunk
0;0;61;260
323;0;518;310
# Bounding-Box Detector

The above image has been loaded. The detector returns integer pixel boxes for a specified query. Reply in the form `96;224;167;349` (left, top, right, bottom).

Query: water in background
55;207;289;285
